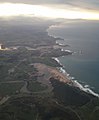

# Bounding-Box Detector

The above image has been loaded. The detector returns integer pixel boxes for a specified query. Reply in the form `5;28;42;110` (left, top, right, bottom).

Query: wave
48;25;99;98
59;67;66;74
61;49;72;52
74;80;99;97
52;57;63;66
84;85;90;88
53;57;99;98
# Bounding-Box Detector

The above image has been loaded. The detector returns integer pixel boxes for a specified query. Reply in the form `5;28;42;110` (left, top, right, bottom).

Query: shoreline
47;25;99;98
54;57;99;97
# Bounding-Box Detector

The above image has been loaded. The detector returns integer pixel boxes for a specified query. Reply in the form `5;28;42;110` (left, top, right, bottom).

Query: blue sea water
48;20;99;93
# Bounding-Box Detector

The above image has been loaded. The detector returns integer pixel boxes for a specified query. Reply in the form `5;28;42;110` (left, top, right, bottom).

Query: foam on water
54;57;99;97
74;80;99;97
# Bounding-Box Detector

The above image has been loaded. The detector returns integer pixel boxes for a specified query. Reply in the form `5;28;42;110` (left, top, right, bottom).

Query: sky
0;0;99;20
0;0;99;9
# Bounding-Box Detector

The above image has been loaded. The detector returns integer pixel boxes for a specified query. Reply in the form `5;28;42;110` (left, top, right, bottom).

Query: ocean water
48;20;99;93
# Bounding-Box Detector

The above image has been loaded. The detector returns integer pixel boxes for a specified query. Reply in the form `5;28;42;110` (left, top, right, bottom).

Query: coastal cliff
0;18;99;120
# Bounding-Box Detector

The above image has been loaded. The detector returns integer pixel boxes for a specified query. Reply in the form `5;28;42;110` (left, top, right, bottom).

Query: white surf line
53;57;99;98
52;57;63;66
73;80;99;97
48;25;99;98
61;48;73;53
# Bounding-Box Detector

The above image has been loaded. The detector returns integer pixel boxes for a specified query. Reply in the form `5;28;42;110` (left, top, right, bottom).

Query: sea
48;20;99;95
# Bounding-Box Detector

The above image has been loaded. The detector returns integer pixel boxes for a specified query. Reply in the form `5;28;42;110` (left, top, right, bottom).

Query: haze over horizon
0;0;99;20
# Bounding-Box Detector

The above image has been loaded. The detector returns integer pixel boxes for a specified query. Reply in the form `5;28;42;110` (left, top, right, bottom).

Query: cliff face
0;17;99;120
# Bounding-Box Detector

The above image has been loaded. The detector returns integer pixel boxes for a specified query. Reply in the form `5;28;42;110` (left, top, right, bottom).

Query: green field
29;57;61;67
0;82;24;96
27;81;48;92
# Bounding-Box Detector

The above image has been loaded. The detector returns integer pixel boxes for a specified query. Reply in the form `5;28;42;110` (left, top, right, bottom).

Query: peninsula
0;17;99;120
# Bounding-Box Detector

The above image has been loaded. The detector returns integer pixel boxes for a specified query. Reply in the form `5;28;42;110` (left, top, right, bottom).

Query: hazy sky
0;0;99;19
0;0;99;10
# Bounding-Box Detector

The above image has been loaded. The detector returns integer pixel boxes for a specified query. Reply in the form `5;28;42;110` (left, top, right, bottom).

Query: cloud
0;0;99;11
